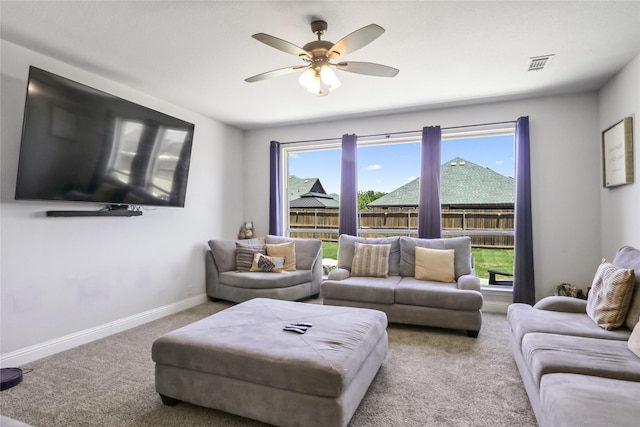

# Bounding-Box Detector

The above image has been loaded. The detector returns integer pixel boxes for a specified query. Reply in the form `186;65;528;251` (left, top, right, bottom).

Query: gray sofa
205;235;323;303
508;245;640;427
321;234;483;337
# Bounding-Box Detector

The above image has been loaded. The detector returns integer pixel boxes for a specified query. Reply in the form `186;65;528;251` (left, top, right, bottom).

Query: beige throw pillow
586;262;636;330
415;247;455;283
351;243;391;278
266;242;296;271
629;317;640;358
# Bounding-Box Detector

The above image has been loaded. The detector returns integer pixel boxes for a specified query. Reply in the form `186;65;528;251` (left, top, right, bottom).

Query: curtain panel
513;116;535;305
418;126;442;239
269;140;282;236
339;134;358;236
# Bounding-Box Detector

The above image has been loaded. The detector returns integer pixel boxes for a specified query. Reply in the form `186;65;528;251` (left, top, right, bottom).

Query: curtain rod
278;120;517;145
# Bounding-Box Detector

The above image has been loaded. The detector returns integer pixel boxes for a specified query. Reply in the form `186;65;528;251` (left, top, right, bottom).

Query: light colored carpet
0;300;536;426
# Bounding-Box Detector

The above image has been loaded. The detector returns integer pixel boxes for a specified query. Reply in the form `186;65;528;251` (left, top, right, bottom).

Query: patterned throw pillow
351;242;391;278
235;243;266;272
414;247;455;283
586;262;636;330
250;253;285;273
266;241;296;271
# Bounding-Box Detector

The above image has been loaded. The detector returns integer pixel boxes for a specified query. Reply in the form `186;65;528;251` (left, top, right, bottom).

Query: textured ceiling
1;1;639;130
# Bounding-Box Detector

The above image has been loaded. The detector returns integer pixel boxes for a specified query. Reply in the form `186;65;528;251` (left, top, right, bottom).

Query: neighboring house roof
288;176;327;201
368;157;514;207
290;192;340;208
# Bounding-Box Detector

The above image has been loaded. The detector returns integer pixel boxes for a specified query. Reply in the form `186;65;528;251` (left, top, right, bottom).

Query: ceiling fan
245;19;399;96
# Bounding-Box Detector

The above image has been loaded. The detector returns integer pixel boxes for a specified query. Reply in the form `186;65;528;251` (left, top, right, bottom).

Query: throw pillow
351;242;391;278
266;241;296;271
250;253;285;273
586;262;636;330
414;247;455;283
629;316;640;359
235;243;266;272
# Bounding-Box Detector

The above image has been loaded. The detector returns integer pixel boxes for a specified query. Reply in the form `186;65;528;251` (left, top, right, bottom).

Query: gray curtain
513;116;535;304
339;134;358;236
418;126;442;238
269;140;282;236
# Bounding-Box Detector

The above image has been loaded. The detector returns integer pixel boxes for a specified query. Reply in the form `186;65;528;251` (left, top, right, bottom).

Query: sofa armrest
328;268;350;281
533;295;588;313
457;274;481;291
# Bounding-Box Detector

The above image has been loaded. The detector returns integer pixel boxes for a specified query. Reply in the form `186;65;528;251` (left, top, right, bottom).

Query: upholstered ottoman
151;298;388;427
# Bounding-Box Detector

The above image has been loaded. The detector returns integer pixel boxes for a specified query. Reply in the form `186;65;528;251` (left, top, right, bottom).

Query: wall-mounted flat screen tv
15;66;195;208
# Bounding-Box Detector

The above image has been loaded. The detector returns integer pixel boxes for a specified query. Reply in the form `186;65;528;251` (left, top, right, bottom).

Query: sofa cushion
586;261;635;330
399;236;472;278
321;276;401;305
267;241;296;271
507;303;632;346
414;247;455;283
612;246;640;330
351;243;391;278
209;238;266;272
220;270;312;289
336;235;401;276
521;332;640;386
265;235;321;271
236;244;267;272
540;373;640;427
394;277;483;311
629;319;640;358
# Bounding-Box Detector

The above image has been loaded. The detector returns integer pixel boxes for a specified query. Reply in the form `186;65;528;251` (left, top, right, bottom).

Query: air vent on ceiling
528;55;554;71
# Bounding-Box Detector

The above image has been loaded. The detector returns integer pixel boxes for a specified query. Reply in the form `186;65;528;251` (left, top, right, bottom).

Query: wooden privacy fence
289;207;514;248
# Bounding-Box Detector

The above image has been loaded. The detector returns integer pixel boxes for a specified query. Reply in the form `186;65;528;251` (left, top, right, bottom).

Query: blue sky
288;135;514;195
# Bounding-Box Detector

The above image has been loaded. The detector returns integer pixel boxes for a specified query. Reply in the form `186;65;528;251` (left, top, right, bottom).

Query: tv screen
15;66;194;208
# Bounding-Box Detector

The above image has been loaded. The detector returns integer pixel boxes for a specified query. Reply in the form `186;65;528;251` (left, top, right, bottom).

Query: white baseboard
0;294;208;368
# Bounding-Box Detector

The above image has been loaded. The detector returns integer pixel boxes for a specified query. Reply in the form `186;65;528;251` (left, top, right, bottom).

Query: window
284;145;341;241
357;139;420;237
440;127;515;283
281;125;516;283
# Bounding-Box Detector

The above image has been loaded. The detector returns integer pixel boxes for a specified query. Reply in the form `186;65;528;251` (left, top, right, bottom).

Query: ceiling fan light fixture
320;65;341;90
298;65;341;95
298;68;316;89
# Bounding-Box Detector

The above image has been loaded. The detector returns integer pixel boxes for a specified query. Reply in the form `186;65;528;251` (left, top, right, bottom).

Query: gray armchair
205;235;323;303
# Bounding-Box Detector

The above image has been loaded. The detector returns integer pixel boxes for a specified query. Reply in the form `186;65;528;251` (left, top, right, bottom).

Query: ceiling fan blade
328;24;385;59
252;33;311;58
245;65;308;83
334;61;399;77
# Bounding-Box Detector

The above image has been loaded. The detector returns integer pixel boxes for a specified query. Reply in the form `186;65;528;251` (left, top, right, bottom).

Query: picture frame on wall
602;117;634;188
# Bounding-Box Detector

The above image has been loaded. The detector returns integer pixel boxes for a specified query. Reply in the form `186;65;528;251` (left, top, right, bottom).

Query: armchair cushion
266;241;296;271
265;235;321;271
236;243;267;272
209;237;266;272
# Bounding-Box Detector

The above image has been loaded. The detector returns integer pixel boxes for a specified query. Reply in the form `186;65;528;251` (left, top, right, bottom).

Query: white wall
598;53;640;257
244;93;603;301
0;41;244;361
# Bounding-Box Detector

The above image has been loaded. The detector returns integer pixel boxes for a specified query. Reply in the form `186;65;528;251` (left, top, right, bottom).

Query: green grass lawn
321;241;513;280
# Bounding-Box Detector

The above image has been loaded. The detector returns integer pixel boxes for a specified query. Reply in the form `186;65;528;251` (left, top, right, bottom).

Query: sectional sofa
321;234;483;337
508;245;640;427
